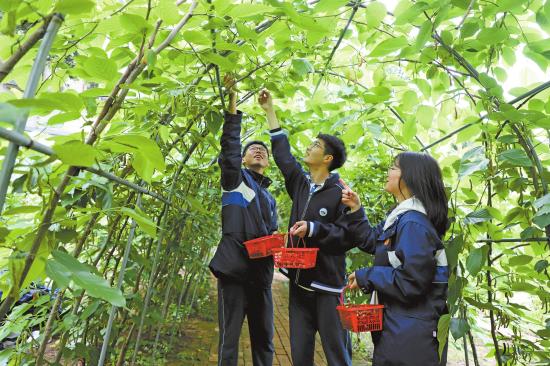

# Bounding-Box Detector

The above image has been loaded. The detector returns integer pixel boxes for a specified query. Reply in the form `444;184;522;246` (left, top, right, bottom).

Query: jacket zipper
294;183;321;290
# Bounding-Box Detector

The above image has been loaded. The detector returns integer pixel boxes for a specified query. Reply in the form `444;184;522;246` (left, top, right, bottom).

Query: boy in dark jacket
258;89;354;366
209;76;278;366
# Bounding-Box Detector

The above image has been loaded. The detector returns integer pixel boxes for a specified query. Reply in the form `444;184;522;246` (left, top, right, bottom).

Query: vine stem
313;2;360;96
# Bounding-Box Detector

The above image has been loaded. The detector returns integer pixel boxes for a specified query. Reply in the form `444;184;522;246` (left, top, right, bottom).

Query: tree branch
153;0;198;54
0;15;53;83
313;1;360;95
420;80;550;151
432;32;480;83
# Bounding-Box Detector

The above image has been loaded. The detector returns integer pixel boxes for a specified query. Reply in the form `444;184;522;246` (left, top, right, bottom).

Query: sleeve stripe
269;129;286;137
308;221;315;237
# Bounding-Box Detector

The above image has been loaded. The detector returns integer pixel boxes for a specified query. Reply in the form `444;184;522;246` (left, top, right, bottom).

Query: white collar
383;197;426;231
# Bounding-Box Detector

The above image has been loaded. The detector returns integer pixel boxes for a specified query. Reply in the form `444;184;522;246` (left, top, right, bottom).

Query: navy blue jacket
270;130;355;294
209;111;278;288
346;208;448;366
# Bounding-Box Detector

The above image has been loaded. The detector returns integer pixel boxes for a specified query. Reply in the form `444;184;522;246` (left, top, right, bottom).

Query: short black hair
317;133;346;171
242;140;269;156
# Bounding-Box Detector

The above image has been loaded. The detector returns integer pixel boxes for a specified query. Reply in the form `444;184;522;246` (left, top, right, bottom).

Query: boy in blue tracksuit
259;89;355;366
209;76;278;366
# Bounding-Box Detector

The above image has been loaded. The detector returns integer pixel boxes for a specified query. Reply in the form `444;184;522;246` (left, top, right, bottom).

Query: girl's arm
341;185;382;254
355;221;438;302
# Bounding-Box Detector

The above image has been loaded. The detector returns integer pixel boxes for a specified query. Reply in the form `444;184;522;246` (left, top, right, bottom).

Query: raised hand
224;73;237;114
340;179;361;212
258;89;273;112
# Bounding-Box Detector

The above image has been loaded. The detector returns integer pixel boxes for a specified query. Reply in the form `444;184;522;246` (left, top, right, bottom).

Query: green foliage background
0;0;549;364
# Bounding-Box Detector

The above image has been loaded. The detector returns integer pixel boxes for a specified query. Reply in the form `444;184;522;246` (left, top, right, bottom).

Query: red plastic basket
272;236;318;269
243;233;286;259
336;287;384;332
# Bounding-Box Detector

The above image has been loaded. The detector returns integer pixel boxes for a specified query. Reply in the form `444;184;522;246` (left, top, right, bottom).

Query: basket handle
339;285;350;305
288;234;306;248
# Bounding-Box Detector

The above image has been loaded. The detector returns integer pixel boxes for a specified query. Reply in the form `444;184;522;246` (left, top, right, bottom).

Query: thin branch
153;0;198;54
456;0;475;30
432;32;480;83
490;243;535;262
0;15;53;83
313;1;360;95
421;80;550;151
388;106;426;148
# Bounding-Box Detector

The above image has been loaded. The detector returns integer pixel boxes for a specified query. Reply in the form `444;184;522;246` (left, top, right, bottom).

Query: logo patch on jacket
319;208;328;216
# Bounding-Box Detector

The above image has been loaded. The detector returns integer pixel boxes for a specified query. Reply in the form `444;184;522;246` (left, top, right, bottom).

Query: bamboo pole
0;127;169;203
0;14;63;213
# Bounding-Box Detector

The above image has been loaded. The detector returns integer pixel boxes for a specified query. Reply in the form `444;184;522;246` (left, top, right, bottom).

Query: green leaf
121;207;158;238
119;13;151;33
498;148;532;167
206;110;223;136
466;246;487;276
533;213;550;228
83;56;119;82
146;49;156;68
458;146;489;178
528;38;550;59
365;2;387;28
236;22;258;40
415;20;432;50
536;3;550;33
104;135;166;182
9;92;84;113
51;250;94;274
202;53;234;71
450;317;469;340
227;4;276;19
0;102;25;125
401;119;417;141
535;259;548;273
362;86;391;103
497;0;528;13
54;0;95;15
291;15;331;33
464;208;492;224
292;59;314;76
437;314;450;359
80;88;111;98
395;2;429;25
45;259;71;288
313;0;348;13
48;111;81;125
510;282;537;293
445;235;464;271
369;37;409;57
501;47;516;66
54;141;101;167
72;271;125;307
182;30;211;46
80;300;100;320
477;28;508;45
508;255;533;266
534;193;550;210
2;205;41;215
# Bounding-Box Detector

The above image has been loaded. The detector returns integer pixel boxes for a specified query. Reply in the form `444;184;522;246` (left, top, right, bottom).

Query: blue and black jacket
269;129;355;295
345;207;449;366
209;111;278;288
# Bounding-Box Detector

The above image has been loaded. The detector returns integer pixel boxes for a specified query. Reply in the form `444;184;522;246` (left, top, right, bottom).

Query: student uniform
345;200;449;366
269;128;354;366
209;111;278;366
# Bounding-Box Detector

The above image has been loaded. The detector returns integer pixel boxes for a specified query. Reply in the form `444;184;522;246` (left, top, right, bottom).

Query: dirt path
166;273;372;365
